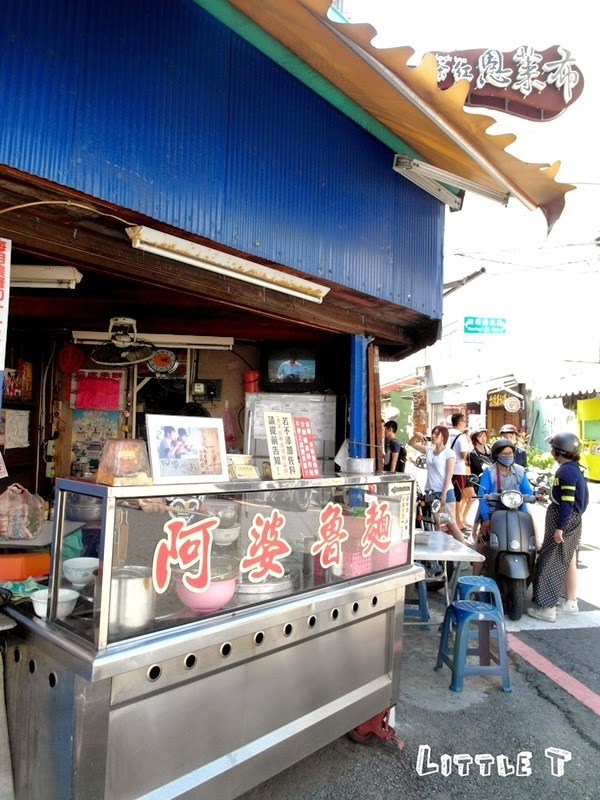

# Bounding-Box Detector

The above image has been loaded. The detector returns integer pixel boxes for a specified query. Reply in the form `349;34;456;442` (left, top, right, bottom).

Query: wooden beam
0;171;437;349
367;343;384;471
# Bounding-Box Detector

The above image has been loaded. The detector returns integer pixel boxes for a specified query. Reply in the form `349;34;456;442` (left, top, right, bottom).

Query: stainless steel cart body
5;474;421;800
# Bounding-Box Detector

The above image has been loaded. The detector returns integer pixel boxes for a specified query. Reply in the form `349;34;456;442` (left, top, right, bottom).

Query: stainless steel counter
4;473;422;800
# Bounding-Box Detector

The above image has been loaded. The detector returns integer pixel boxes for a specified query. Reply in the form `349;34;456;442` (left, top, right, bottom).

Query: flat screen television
260;344;321;392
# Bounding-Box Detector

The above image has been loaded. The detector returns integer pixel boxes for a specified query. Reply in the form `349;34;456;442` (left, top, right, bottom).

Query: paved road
238;471;600;800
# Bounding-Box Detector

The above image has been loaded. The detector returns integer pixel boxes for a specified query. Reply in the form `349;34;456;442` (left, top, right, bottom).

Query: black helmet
499;424;518;435
548;432;580;456
491;438;515;461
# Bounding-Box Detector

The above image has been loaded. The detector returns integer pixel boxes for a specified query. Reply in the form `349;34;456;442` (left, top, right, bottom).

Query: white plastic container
346;457;374;474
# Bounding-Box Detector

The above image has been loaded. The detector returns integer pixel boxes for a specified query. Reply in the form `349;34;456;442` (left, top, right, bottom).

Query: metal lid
236;568;299;596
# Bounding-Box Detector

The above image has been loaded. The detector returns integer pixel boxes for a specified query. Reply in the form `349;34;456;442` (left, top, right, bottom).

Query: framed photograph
145;414;228;485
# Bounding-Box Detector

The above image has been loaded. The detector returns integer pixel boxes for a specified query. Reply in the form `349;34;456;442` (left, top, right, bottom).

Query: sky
343;1;599;382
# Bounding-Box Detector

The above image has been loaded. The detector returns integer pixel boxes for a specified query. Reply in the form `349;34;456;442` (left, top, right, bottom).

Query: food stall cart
4;472;422;800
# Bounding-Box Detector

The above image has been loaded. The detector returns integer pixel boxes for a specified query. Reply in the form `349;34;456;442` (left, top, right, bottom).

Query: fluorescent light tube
10;265;83;289
126;226;330;304
72;332;234;350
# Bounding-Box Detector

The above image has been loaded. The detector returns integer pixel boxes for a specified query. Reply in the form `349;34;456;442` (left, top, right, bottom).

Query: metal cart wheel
348;726;375;744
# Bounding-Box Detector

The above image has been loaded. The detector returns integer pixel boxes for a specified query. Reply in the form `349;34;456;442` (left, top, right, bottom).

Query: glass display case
38;475;415;648
6;473;421;800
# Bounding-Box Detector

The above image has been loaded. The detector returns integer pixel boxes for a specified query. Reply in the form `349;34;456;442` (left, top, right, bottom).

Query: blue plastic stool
404;580;430;629
435;600;511;693
453;575;510;649
454;576;504;611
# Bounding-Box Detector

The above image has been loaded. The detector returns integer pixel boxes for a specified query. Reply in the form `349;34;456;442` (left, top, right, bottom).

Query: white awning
530;364;600;399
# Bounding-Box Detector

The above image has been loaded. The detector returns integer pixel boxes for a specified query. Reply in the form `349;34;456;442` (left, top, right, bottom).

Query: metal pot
236;567;299;601
66;494;103;522
108;566;156;633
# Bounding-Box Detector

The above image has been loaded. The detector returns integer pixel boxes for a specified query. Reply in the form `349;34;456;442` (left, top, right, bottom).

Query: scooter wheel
506;578;526;621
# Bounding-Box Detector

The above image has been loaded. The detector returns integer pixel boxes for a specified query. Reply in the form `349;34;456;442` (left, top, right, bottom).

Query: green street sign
463;316;507;335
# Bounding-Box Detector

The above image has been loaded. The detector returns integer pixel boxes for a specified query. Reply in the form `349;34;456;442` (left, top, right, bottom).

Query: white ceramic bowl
202;500;238;528
31;588;79;620
213;523;241;547
63;557;100;588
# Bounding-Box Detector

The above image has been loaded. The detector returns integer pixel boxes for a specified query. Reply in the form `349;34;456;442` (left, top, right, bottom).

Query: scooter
480;489;537;620
526;467;552;500
267;485;313;512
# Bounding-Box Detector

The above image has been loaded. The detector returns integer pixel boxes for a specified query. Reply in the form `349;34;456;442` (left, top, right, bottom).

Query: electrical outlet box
192;379;222;402
45;461;55;478
46;440;56;457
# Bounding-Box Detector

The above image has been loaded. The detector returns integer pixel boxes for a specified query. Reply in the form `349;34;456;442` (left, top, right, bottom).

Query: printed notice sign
293;417;321;479
263;411;302;479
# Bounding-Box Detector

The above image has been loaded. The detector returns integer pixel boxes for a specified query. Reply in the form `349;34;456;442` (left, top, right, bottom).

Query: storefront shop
0;2;576;798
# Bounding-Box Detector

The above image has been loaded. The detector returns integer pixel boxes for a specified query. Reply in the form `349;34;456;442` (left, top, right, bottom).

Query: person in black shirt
469;428;492;478
528;432;589;622
464;428;492;538
383;421;407;473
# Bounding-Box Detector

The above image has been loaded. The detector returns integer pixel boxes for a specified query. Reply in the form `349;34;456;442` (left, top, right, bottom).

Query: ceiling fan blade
90;341;155;366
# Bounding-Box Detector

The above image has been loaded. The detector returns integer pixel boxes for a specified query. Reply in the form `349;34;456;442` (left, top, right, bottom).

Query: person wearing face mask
473;438;534;573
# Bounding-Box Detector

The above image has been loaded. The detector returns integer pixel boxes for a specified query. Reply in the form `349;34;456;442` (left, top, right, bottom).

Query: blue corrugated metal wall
0;0;443;319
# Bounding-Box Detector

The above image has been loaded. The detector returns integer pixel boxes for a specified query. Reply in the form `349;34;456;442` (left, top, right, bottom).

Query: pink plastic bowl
173;556;238;613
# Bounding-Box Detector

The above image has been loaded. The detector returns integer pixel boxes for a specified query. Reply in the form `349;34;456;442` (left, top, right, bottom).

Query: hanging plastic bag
434;503;455;529
222;400;236;444
334;438;349;471
0;483;45;540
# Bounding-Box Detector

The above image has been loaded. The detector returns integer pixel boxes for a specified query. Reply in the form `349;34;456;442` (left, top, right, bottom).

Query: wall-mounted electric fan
90;317;156;366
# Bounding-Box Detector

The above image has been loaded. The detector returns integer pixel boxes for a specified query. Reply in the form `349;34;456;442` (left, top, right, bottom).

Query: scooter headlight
501;490;523;509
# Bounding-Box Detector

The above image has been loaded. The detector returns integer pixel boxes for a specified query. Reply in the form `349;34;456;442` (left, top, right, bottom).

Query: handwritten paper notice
4;409;30;450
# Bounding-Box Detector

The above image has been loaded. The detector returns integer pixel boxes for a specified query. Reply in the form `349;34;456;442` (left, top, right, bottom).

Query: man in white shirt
448;412;471;530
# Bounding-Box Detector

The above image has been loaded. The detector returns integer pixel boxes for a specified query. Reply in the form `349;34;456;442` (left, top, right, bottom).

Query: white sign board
263;411;302;479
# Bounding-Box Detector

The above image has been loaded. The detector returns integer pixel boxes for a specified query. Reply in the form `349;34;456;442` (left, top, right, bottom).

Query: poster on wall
71;409;120;474
70;369;125;410
1;363;33;401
